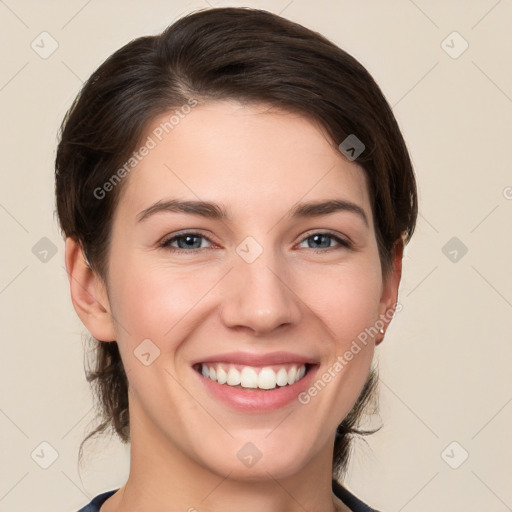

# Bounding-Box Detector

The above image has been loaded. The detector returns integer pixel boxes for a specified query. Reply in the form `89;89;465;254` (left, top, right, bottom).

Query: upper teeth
200;363;307;390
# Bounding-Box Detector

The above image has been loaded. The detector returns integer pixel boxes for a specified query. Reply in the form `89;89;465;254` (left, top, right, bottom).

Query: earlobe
376;238;404;346
64;237;117;342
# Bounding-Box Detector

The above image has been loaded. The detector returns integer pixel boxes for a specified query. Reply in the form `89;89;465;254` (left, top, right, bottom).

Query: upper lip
192;351;319;367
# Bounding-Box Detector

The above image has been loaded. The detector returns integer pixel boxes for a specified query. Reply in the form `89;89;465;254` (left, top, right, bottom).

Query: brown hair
55;6;417;480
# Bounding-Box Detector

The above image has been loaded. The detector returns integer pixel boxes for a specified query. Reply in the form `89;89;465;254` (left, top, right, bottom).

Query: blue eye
160;232;212;251
159;231;351;253
299;232;351;252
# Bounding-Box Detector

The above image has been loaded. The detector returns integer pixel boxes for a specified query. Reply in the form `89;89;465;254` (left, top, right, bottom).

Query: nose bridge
219;236;302;334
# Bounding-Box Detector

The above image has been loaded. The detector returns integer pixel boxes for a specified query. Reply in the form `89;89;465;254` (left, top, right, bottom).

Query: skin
66;100;402;512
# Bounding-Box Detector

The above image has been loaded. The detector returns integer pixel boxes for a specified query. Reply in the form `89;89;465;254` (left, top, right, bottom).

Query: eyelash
158;230;352;254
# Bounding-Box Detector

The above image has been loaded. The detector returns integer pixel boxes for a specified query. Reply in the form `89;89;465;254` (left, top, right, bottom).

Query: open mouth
193;362;314;391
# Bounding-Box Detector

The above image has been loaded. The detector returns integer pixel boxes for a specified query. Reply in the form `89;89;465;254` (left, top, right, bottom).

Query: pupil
181;235;199;249
312;234;328;248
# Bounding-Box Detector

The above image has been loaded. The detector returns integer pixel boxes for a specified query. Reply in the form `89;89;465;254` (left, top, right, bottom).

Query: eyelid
159;229;217;248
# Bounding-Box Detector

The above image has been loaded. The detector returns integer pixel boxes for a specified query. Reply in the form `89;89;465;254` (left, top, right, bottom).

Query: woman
56;7;417;512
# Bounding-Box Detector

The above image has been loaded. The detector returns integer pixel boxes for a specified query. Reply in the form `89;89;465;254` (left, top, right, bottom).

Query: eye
297;232;352;252
159;232;214;252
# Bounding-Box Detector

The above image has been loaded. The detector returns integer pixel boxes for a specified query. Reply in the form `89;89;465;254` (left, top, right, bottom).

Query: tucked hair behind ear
55;6;417;481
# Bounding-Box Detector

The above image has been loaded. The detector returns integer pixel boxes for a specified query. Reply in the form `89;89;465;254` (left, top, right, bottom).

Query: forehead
117;100;372;223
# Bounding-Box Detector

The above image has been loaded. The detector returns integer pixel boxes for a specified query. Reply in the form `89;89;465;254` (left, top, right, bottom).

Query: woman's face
97;100;400;481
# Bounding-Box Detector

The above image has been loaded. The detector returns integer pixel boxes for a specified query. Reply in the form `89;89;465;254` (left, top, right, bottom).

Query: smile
193;361;319;411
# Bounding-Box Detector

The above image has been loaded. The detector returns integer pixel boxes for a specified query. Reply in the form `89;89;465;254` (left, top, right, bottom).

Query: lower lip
194;364;319;412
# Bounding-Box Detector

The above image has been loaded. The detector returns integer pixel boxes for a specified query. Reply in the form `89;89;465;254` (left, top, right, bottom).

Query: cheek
106;249;231;367
106;261;203;404
304;258;383;346
303;269;380;427
110;264;198;340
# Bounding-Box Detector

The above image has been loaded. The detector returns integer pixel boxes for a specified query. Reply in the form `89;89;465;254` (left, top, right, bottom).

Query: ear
375;238;404;346
64;237;117;342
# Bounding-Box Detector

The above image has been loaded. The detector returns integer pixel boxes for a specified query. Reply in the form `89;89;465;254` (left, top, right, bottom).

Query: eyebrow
136;198;369;227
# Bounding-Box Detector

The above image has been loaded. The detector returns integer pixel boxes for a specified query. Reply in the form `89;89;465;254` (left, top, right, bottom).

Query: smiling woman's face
91;100;400;483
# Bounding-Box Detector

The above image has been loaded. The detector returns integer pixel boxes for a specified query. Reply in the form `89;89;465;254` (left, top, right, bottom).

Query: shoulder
75;489;118;512
332;479;382;512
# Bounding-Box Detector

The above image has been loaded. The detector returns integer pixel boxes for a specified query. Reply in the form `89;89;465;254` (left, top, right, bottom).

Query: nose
219;248;302;336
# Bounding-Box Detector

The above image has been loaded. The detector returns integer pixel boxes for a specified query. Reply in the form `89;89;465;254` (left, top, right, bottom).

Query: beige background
1;1;511;511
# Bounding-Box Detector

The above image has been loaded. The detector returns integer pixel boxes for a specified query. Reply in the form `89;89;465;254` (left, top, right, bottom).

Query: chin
199;441;311;482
